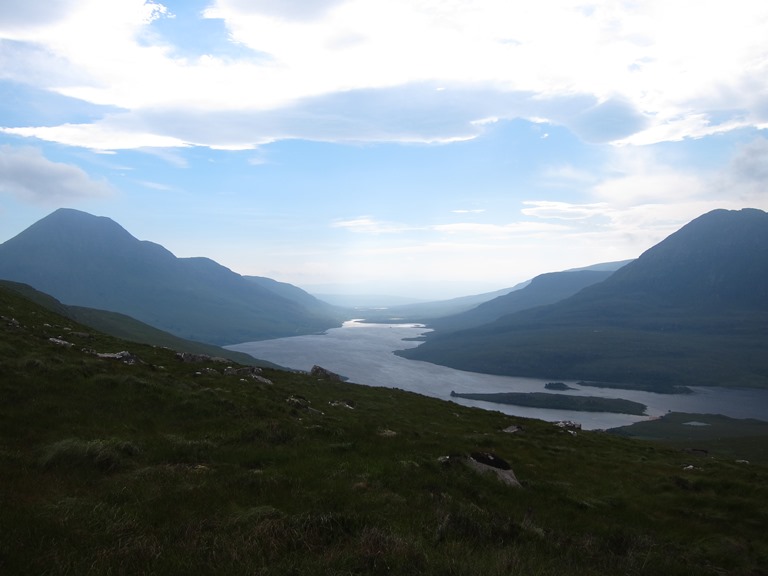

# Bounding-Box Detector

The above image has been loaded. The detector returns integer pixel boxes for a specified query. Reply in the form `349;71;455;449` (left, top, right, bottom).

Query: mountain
0;209;346;345
245;275;344;316
357;260;630;325
400;208;768;389
425;269;615;333
343;285;526;323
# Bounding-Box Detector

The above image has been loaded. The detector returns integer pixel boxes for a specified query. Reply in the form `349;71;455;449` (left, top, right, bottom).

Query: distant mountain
346;284;527;323
426;269;615;333
244;276;346;315
400;209;768;389
356;260;630;324
0;209;346;345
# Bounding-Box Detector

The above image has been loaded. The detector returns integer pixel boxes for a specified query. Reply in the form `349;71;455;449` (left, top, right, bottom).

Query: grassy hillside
2;284;768;575
0;280;273;367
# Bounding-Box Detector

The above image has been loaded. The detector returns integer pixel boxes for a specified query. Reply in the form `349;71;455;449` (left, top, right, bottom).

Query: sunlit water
228;320;768;430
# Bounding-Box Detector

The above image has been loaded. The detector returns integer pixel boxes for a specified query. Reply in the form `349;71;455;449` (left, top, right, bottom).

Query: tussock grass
38;438;140;472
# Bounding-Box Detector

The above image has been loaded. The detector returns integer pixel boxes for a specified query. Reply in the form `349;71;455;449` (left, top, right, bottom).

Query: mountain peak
600;207;768;308
7;208;136;249
0;209;345;344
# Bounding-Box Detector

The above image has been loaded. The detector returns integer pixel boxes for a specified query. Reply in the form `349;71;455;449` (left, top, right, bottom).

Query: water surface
228;321;768;430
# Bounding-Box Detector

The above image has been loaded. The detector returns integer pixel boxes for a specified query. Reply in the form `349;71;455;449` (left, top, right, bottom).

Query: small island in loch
450;391;647;415
544;382;576;391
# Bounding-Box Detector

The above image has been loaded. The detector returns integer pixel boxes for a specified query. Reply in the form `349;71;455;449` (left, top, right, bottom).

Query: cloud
0;0;78;31
728;137;768;183
2;0;768;150
432;221;570;237
717;136;768;201
0;145;114;203
566;97;649;143
521;201;612;221
137;180;174;191
331;217;414;234
211;0;347;22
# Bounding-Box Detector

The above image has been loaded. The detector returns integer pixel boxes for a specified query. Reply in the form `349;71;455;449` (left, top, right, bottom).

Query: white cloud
2;122;189;151
1;0;767;150
432;221;570;236
540;164;599;186
0;0;79;31
0;145;114;203
331;217;414;234
521;201;611;221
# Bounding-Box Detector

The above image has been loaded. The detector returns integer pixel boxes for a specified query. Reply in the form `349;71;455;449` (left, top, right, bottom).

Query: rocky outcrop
175;352;229;363
439;451;521;488
310;365;345;381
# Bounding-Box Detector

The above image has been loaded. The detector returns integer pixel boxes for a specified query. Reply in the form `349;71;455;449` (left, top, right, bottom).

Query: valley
228;320;768;431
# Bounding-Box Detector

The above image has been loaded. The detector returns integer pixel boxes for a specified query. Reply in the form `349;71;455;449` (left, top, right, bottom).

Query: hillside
0;280;274;367
355;261;629;325
0;209;346;344
2;282;767;575
427;269;615;333
400;209;768;389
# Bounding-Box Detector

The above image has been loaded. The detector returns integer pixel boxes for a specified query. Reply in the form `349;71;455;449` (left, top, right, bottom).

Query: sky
1;0;768;300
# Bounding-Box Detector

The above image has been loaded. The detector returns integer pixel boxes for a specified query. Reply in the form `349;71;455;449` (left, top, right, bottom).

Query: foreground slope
0;208;345;344
401;208;768;389
2;281;767;575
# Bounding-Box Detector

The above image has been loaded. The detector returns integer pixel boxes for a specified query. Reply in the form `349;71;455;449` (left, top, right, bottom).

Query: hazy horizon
2;1;768;297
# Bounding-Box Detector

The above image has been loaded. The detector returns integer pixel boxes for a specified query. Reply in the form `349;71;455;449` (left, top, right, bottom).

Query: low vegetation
2;284;768;575
450;391;647;415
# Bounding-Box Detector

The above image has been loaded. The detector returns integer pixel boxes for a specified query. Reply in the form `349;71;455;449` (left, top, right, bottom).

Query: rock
224;366;263;376
95;350;141;365
48;337;73;347
554;420;581;430
329;400;355;409
439;452;521;488
310;365;344;381
287;395;310;409
176;352;229;364
466;452;521;488
224;366;272;384
502;424;523;434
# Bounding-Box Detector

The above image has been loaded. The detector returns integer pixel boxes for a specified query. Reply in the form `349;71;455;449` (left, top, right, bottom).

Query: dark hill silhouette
0;208;345;344
427;269;615;333
400;208;768;389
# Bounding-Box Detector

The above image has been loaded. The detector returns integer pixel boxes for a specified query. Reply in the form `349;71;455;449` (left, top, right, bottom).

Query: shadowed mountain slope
427;269;615;333
400;209;768;389
0;209;345;344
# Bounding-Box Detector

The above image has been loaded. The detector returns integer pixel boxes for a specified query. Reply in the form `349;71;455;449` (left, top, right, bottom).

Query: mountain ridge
399;208;768;389
0;208;346;345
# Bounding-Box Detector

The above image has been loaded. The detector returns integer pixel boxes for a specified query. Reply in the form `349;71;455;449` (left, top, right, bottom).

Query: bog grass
2;284;768;575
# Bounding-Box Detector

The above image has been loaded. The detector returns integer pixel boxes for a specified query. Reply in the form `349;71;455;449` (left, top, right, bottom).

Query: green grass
609;412;768;463
2;284;768;574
